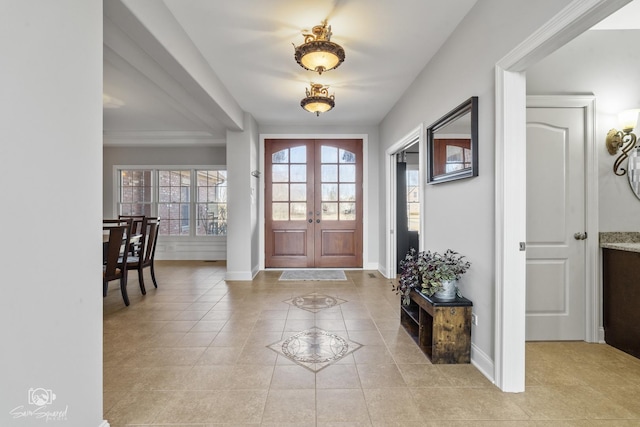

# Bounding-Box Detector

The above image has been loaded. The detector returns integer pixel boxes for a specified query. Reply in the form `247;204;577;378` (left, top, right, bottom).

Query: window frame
113;165;227;238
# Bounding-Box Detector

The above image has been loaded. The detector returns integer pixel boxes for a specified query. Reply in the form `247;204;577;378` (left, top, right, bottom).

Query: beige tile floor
104;261;640;426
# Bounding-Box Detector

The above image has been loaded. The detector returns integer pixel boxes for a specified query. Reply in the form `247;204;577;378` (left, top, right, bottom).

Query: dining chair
123;216;160;295
118;214;146;256
103;219;132;306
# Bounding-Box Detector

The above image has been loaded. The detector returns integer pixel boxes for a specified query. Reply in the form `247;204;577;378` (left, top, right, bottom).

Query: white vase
434;280;457;300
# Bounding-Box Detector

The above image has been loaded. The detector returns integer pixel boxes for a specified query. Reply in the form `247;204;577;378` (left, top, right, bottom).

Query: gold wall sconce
294;21;345;75
606;109;639;175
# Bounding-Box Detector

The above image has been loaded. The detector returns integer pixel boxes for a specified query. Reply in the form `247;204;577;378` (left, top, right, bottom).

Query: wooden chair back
119;215;146;236
103;220;130;280
141;217;160;265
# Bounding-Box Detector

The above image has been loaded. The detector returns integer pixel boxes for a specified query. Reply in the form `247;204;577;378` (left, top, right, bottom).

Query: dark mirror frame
427;96;478;184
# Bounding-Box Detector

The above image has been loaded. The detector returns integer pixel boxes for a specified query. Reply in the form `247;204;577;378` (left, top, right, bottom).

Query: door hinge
519;242;526;251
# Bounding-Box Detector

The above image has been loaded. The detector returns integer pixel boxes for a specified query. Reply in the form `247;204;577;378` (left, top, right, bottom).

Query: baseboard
378;264;391;279
471;343;495;385
225;270;254;281
363;262;379;271
251;264;260;279
597;326;605;343
99;421;110;427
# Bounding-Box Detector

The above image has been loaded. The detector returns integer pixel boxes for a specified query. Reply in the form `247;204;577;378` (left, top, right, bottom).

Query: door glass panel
321;165;338;182
339;165;356;182
339;149;356;163
272;165;289;182
340;203;356;220
322;202;338;220
406;169;420;232
272;203;289;221
290;146;306;163
321;146;338;163
290;203;306;220
272;149;288;163
339;183;356;201
290;165;306;182
272;183;289;201
322;183;338;201
290;184;306;201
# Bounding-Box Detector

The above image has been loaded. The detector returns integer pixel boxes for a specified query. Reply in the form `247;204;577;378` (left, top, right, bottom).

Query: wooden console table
400;289;472;364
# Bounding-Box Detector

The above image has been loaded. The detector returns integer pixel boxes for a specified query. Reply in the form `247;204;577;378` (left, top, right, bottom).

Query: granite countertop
600;232;640;253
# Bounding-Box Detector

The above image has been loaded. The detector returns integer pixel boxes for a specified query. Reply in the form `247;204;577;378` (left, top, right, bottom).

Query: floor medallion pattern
283;292;347;313
267;327;363;372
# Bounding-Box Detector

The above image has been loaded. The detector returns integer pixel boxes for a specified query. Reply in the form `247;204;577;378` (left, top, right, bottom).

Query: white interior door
526;106;586;341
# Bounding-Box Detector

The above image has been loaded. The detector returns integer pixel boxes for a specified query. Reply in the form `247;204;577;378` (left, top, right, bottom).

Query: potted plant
393;248;471;304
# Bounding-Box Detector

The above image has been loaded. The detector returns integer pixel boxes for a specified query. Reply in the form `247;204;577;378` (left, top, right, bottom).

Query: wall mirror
427;96;478;184
628;146;640;199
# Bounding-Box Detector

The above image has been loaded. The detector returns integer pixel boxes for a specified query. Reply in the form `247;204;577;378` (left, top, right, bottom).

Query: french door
265;139;363;268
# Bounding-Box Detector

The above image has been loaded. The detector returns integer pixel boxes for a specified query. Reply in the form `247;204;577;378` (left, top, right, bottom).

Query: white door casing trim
495;0;630;393
383;124;424;279
258;134;371;270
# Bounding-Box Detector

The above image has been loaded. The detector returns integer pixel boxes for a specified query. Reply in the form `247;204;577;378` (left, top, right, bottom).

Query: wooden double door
265;139;363;268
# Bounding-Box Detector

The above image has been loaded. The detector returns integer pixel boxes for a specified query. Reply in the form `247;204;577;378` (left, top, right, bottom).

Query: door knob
573;232;588;240
308;219;313;223
316;219;320;223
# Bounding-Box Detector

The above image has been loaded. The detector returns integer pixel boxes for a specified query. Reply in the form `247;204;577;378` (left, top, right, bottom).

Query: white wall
0;1;104;426
379;0;572;376
527;29;640;232
260;124;380;270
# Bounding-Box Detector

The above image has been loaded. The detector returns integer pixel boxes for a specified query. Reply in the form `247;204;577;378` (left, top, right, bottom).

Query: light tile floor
104;261;640;426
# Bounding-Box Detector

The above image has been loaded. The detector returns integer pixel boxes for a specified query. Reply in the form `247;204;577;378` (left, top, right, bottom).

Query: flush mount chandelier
294;20;345;75
301;83;335;116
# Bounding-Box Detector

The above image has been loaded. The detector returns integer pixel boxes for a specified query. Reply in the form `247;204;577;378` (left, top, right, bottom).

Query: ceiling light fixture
301;83;335;116
294;21;345;75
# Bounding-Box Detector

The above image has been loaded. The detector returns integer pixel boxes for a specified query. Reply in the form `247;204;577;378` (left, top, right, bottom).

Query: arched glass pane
321;145;338;163
272;149;288;163
321;165;338;182
339;149;356;163
339;165;355;182
272;165;289;182
290;146;306;163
